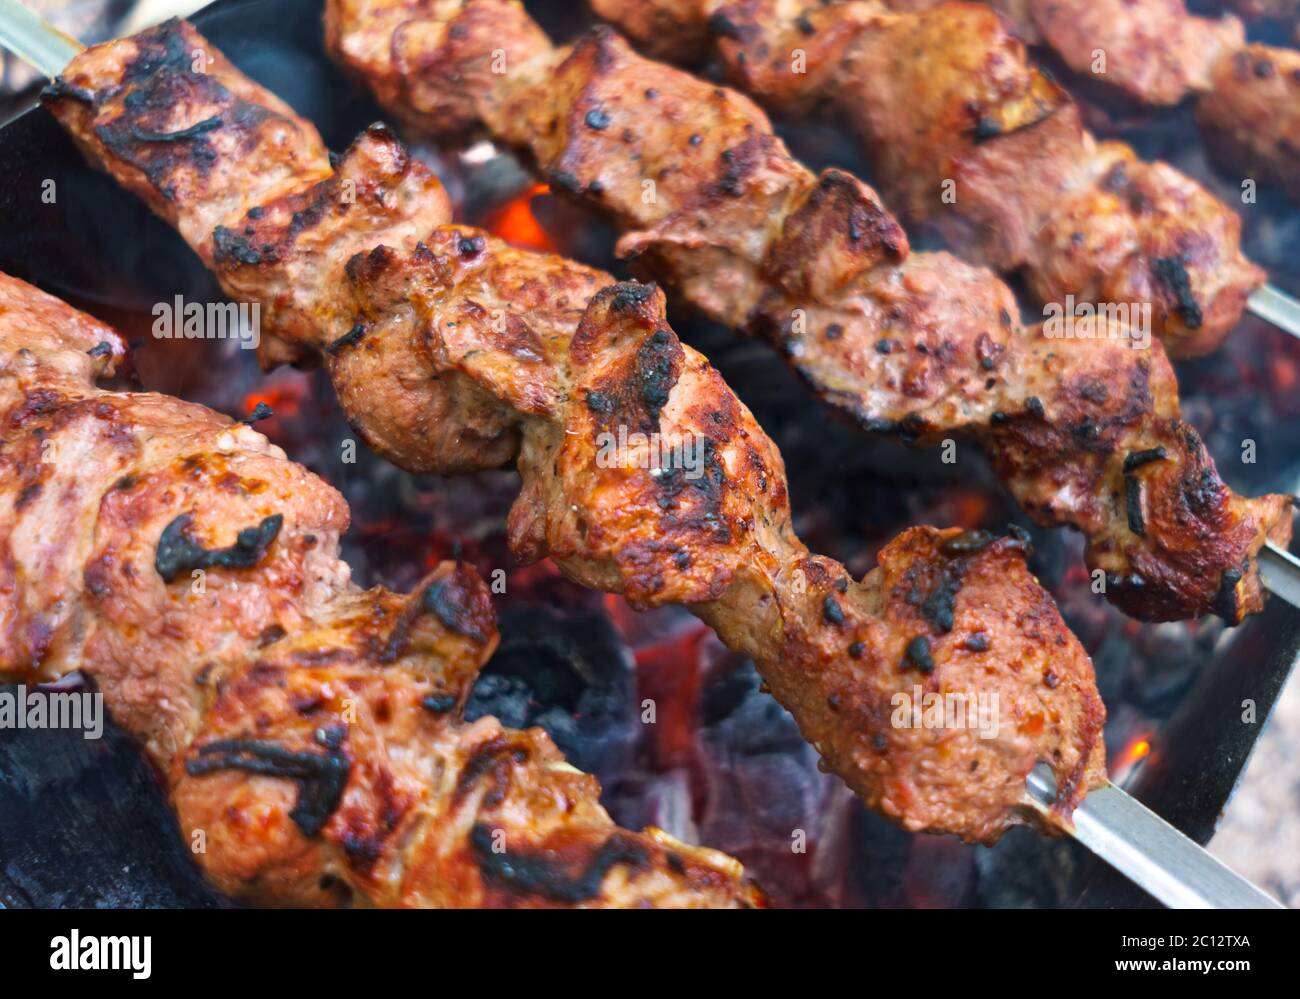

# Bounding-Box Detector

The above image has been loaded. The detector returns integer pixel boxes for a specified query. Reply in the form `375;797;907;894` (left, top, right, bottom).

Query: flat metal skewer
0;0;81;72
1249;284;1300;341
1025;766;1284;908
1260;542;1300;611
0;0;1297;910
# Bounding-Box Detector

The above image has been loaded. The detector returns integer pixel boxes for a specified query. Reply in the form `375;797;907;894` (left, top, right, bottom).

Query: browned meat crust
1025;0;1242;106
587;0;1264;355
0;271;761;908
1225;0;1300;22
868;0;1297;202
1197;45;1300;201
40;21;1116;842
873;0;1241;107
314;3;1291;620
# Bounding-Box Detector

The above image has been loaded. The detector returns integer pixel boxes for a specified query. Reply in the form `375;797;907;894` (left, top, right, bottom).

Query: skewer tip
1248;283;1300;341
0;0;84;79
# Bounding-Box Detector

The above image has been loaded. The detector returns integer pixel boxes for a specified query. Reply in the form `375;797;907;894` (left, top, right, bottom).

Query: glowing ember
1111;730;1154;783
242;375;307;421
485;182;555;251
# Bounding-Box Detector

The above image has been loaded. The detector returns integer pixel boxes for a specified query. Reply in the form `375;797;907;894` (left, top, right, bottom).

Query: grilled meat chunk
589;0;1264;355
312;5;1291;620
1197;45;1300;202
1023;0;1244;106
41;21;1117;840
0;271;759;908
1225;0;1300;23
871;0;1297;202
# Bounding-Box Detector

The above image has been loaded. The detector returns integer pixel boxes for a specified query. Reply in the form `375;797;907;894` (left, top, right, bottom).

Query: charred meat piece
311;6;1291;620
0;272;759;908
1197;45;1300;202
1021;0;1244;106
1223;0;1300;25
873;0;1298;202
588;0;1265;355
528;283;1110;842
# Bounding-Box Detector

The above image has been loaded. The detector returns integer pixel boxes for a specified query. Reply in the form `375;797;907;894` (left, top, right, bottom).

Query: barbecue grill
0;0;1298;908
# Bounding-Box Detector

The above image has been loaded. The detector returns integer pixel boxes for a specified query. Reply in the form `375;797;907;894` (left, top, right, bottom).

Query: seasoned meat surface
1026;0;1243;105
0;271;760;908
1197;45;1300;201
1225;0;1300;22
313;4;1292;621
868;0;1297;201
42;20;1119;840
871;0;1241;106
590;0;1265;355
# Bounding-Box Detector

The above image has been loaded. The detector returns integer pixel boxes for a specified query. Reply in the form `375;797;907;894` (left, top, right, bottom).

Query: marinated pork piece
312;6;1291;619
867;0;1240;105
587;0;1265;355
0;271;760;908
1198;45;1300;201
40;21;1120;840
867;0;1298;200
1024;0;1244;106
1227;0;1300;21
528;282;1110;841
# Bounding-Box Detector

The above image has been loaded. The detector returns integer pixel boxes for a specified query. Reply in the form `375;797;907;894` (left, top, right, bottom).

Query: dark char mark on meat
154;512;283;582
470;823;649;903
1123;446;1168;472
421;570;490;643
1215;566;1243;622
1151;256;1203;330
636;329;678;414
1125;474;1145;536
453;735;528;808
185;725;349;837
129;114;224;143
327;323;368;355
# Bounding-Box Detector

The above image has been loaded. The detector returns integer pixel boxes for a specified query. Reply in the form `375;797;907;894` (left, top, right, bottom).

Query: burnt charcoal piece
464;606;636;777
0;681;226;908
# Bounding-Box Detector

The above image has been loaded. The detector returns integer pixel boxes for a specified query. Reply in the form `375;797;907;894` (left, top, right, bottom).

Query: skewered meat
0;271;760;907
1025;0;1245;105
42;20;1113;842
318;1;1292;621
859;0;1240;103
586;0;1265;355
868;0;1298;200
1198;45;1300;201
1224;0;1300;24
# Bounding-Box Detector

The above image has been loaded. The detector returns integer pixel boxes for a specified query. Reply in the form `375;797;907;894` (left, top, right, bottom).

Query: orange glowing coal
485;182;555;252
243;376;307;420
1112;730;1153;776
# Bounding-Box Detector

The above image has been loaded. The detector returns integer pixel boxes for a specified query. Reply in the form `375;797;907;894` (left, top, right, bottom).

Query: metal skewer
1248;284;1300;340
1025;766;1284;908
0;0;1297;910
1261;541;1300;611
0;0;81;72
